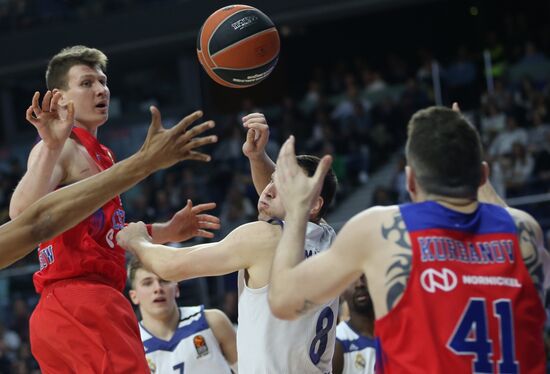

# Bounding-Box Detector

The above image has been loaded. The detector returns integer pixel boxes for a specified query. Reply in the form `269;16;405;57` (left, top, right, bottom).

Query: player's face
58;64;110;128
130;269;179;318
345;275;373;315
257;172;286;221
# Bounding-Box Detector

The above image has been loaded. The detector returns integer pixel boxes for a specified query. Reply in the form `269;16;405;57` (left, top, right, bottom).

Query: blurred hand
138;107;218;172
152;199;221;244
242;112;270;159
26;91;74;150
274;136;333;217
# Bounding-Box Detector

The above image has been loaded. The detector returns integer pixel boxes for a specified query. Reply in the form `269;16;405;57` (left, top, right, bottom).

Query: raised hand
274;136;333;216
152;200;221;244
242;112;270;159
138;107;218;172
26;91;75;150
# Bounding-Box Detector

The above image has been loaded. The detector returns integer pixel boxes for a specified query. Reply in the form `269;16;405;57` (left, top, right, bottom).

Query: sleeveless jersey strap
267;218;284;228
71;127;115;171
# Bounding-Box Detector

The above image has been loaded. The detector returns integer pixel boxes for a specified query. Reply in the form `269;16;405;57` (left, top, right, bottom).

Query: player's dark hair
296;155;338;220
405;107;483;199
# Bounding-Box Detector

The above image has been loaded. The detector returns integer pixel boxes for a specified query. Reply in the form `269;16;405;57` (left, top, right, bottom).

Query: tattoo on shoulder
515;217;544;298
382;213;412;310
295;299;318;316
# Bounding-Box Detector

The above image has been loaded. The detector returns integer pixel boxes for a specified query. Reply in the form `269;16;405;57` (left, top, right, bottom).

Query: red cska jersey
375;201;545;374
33;127;127;293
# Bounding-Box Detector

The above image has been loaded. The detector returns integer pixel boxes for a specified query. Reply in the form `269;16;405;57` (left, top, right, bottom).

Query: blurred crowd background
0;0;549;372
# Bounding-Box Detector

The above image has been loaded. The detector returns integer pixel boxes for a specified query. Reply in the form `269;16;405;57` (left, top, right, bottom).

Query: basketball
196;5;280;88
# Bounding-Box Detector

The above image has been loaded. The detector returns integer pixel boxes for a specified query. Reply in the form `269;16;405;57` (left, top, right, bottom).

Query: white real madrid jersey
335;321;376;374
139;306;231;374
237;221;339;374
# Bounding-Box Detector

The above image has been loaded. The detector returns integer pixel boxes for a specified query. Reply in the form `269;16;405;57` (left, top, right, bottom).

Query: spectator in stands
488;116;528;158
504;142;535;195
480;102;507;145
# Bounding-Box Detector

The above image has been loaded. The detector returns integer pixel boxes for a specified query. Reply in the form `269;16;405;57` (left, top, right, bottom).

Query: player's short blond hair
127;256;144;289
46;45;108;90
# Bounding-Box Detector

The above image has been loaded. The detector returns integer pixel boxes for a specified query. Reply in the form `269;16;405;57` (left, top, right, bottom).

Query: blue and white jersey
139;306;231;374
238;221;339;374
335;321;376;374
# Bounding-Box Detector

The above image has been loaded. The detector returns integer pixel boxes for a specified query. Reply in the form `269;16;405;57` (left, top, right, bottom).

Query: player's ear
406;165;417;197
479;161;489;187
175;284;180;299
128;289;139;305
309;196;324;220
52;88;67;106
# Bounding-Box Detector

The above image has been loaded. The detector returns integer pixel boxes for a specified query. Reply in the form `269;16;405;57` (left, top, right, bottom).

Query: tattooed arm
268;210;373;320
381;213;412;310
509;208;550;303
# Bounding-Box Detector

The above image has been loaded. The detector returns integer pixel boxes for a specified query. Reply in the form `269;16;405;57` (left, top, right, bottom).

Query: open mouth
153;297;167;303
95;103;108;109
354;291;369;303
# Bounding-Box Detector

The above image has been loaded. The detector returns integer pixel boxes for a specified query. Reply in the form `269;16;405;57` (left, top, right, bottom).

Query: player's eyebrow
79;73;107;81
139;276;153;283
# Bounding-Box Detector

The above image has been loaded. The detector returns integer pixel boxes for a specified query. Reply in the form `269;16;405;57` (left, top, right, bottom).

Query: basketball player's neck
74;122;99;138
348;310;374;338
418;191;479;214
141;306;180;341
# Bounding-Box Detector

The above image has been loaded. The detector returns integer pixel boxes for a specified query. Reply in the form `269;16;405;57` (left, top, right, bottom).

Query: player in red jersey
268;106;549;373
9;45;219;373
0;102;215;270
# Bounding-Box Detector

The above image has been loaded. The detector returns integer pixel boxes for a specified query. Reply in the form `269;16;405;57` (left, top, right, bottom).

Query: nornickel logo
420;268;457;293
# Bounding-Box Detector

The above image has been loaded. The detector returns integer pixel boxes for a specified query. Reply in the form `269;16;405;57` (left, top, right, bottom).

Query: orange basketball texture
197;5;280;88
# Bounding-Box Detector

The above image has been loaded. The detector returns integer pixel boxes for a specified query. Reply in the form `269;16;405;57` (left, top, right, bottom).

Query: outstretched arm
242;113;275;194
117;220;277;282
0;107;217;269
267;137;363;319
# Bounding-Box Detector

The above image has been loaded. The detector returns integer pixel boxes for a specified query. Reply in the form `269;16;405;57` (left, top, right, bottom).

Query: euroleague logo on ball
197;5;280;88
231;15;258;30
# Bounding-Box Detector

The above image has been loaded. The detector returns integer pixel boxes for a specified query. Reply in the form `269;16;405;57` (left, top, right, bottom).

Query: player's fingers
196;229;216;239
148;106;162;134
50;92;62;112
66;101;75;124
42;91;52;112
31;92;42;115
178;134;218;151
191;202;217;213
26;106;39;125
197;214;221;225
198;220;221;230
173;110;203;134
178;121;215;142
181;150;212;162
280;136;297;168
245;128;256;144
313;155;333;184
242;113;265;123
243;122;269;131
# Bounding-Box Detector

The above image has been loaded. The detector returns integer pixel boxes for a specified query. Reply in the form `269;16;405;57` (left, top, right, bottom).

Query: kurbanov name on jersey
417;236;515;264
